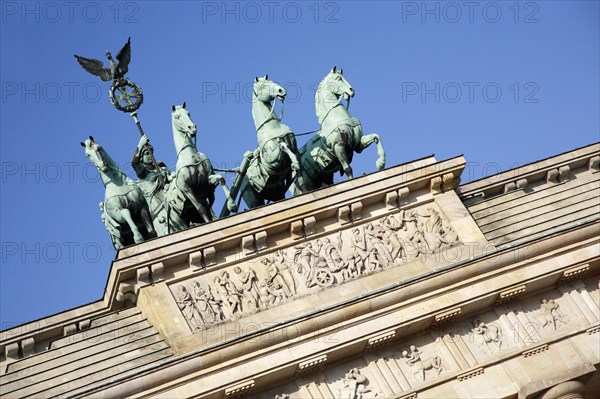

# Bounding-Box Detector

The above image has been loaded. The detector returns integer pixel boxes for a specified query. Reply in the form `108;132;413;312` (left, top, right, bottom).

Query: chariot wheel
109;79;143;112
315;270;335;287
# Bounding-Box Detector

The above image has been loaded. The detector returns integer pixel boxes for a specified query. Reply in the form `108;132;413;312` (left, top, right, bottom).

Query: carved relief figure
275;250;297;295
214;274;242;317
192;281;224;324
258;281;285;306
337;368;378;399
349;227;370;275
402;345;443;381
379;215;406;261
175;285;204;330
538;299;568;330
293;242;322;287
262;258;292;298
365;223;394;270
233;266;261;311
471;319;502;353
321;233;352;282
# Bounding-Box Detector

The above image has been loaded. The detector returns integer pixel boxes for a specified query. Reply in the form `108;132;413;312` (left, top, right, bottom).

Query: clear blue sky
1;1;598;329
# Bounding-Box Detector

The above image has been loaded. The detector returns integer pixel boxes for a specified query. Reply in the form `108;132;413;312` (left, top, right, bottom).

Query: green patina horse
81;136;155;247
170;102;235;228
222;76;300;216
292;67;386;194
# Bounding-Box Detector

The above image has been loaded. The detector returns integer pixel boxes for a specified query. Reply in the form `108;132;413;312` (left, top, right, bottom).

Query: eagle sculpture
74;37;131;83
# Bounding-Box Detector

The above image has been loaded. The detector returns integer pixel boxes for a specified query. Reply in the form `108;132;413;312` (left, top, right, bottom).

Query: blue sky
1;1;598;329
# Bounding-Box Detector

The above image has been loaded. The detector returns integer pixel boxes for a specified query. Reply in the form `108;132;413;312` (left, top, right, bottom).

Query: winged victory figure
74;37;131;83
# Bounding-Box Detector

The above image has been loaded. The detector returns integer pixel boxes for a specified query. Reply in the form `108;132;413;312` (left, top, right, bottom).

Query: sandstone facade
1;144;599;399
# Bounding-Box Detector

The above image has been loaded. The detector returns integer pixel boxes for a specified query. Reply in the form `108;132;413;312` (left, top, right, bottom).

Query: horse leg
183;187;212;223
279;141;300;175
434;356;443;374
171;211;187;231
139;205;156;237
333;142;353;178
240;178;262;210
359;133;386;170
120;208;144;243
209;174;237;213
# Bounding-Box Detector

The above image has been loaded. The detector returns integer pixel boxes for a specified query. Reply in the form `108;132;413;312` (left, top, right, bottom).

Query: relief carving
214;271;243;318
192;281;225;325
172;207;461;332
337;368;379;399
401;345;443;381
471;319;502;354
538;299;569;330
175;285;205;331
233;266;262;311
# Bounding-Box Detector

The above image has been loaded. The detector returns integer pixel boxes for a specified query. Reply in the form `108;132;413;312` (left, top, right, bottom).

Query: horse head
321;66;354;100
315;66;355;125
171;102;197;140
253;75;287;104
81;135;109;174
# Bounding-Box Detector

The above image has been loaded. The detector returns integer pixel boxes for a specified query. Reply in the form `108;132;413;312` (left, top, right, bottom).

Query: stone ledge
458;142;599;201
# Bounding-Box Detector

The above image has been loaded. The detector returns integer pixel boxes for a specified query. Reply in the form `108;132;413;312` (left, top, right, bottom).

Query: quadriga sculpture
81;136;156;248
291;67;386;194
170;102;235;226
222;75;300;216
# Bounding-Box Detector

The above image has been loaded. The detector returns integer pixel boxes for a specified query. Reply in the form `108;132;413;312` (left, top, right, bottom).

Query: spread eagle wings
115;37;131;74
74;37;131;81
73;55;113;81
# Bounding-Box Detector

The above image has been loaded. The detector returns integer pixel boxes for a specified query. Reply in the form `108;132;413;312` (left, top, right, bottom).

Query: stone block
137;266;151;288
290;220;304;239
304;216;317;236
255;231;268;251
241;235;255;255
385;190;399;209
203;247;217;267
188;251;202;270
151;262;165;282
351;201;363;221
338;205;351;224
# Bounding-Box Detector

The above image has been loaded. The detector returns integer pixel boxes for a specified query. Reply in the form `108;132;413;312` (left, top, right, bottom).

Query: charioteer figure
131;134;171;235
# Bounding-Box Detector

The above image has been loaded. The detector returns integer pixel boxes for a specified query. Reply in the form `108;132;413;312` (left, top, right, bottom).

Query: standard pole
130;111;171;234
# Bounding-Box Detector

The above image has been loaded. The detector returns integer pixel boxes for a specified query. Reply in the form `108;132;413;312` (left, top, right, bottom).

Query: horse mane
315;73;336;125
97;143;129;183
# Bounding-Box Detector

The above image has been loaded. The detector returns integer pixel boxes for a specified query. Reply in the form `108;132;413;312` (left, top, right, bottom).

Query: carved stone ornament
337;368;380;399
401;345;443;382
537;298;569;330
171;207;460;332
471;319;503;354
